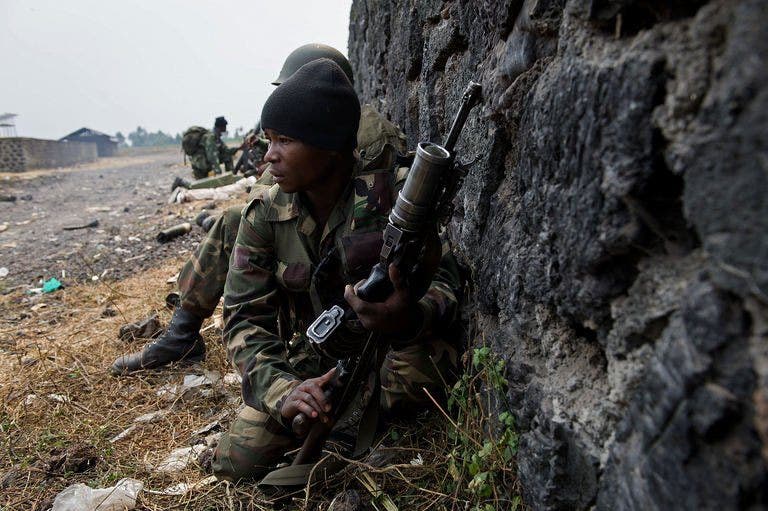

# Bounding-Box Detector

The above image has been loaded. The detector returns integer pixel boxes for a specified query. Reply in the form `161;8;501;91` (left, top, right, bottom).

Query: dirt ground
0;148;224;293
0;148;519;510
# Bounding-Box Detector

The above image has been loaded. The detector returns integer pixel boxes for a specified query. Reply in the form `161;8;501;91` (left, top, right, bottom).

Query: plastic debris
110;410;170;443
223;372;242;386
42;277;63;293
409;453;424;466
134;410;169;423
151;445;207;473
109;425;137;444
51;478;143;511
193;420;222;437
144;475;217;496
183;371;220;388
0;267;8;278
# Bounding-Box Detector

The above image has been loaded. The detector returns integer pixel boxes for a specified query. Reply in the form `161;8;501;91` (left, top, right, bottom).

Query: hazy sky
1;0;351;140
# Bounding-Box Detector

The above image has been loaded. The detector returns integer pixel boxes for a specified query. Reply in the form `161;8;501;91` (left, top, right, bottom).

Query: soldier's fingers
352;279;366;293
293;399;319;419
305;383;331;413
296;390;324;416
318;367;337;384
345;284;369;313
388;264;405;292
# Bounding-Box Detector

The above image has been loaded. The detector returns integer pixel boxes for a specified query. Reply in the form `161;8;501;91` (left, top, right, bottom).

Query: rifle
291;81;482;466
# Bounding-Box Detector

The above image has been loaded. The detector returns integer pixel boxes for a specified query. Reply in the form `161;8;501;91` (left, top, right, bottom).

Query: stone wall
349;0;768;509
0;138;98;172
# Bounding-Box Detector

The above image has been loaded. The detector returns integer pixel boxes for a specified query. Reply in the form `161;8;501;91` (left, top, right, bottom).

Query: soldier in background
234;122;269;176
110;44;406;375
206;116;238;174
188;116;239;178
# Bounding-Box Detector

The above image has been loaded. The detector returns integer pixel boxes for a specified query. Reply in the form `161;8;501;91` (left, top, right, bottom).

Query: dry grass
0;256;522;510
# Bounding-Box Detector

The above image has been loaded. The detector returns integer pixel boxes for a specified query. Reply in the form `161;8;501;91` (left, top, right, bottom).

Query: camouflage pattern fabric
214;156;462;480
177;179;274;318
213;335;457;481
177;107;407;319
177;205;243;318
189;131;237;177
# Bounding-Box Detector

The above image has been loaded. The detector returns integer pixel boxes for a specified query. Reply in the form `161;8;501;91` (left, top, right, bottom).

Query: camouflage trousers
177;205;242;318
191;165;211;180
212;336;459;481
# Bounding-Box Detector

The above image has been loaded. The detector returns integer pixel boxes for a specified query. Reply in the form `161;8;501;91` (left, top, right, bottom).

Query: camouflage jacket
223;161;461;428
190;131;236;172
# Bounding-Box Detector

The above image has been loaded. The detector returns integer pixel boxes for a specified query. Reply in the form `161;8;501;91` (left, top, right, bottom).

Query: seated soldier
212;58;461;481
111;44;406;375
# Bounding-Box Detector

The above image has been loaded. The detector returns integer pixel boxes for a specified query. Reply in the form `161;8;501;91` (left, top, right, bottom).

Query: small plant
442;345;521;510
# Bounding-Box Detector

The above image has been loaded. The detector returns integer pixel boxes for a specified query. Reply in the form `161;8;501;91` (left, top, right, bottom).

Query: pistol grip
356;263;394;302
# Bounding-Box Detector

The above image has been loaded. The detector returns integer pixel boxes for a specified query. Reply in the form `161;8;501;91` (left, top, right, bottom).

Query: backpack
181;126;209;156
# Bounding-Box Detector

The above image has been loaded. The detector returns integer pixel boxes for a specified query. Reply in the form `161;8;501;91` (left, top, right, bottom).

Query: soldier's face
264;129;334;193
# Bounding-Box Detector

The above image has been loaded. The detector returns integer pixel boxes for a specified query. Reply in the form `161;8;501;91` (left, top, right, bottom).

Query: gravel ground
0;148;231;294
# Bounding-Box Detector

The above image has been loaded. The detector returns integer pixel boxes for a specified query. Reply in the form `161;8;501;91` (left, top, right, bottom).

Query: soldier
212;58;461;481
234;123;269;176
110;44;407;375
189;116;239;178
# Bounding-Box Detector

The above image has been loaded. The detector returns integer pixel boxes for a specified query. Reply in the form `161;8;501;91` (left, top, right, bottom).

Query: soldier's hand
345;264;421;335
280;367;336;423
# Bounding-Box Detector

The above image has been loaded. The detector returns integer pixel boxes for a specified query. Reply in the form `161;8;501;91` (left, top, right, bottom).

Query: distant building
60;127;118;156
0;113;18;137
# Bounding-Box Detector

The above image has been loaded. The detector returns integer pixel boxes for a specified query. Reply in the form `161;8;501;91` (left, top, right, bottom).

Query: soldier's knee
212;432;271;482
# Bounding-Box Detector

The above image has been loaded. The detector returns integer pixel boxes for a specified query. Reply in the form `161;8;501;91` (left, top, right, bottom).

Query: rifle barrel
443;81;481;153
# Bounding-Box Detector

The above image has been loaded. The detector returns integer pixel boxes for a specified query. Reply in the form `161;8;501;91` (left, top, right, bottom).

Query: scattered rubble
118;314;162;342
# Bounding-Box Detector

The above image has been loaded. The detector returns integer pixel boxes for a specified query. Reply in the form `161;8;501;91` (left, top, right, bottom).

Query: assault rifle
291;81;482;466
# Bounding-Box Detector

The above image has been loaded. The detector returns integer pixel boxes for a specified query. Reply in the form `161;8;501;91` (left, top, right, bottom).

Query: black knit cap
261;58;360;151
214;116;227;129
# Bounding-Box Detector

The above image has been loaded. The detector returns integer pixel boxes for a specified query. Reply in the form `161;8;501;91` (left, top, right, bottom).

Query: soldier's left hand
344;264;421;335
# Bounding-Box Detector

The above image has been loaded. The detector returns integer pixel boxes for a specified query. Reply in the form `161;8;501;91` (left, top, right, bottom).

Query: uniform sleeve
223;199;300;427
204;133;220;170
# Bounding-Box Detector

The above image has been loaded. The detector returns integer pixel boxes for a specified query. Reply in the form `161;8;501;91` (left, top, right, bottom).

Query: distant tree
128;126;176;147
114;132;126;147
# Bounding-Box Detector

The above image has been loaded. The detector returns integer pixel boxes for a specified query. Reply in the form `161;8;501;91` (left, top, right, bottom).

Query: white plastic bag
52;478;143;511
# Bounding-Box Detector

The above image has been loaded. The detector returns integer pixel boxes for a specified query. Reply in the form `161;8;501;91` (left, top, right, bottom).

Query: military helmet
272;43;354;86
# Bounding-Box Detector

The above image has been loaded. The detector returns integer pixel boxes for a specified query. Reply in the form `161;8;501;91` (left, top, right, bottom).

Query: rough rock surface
349;0;768;508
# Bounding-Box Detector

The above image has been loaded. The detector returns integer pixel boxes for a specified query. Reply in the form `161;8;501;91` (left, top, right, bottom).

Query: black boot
110;308;205;375
171;176;191;191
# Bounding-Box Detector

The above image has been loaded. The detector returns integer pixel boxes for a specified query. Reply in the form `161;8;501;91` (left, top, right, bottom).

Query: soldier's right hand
280;367;337;423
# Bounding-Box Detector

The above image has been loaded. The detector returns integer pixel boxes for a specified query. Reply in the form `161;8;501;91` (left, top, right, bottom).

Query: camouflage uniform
212;158;462;481
189;131;237;179
177;105;408;320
